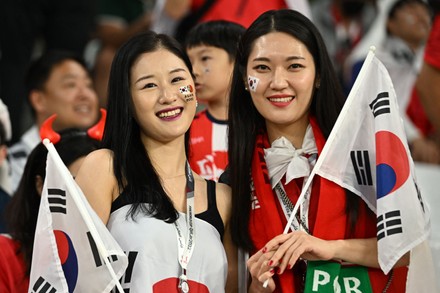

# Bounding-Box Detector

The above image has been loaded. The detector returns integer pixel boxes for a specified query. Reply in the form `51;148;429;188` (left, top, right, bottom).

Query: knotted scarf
264;124;318;189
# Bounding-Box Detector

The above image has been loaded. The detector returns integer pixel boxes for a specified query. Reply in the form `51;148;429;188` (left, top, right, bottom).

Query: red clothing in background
0;235;29;292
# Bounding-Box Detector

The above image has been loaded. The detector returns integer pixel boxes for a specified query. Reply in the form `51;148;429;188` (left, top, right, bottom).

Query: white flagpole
43;139;125;293
263;46;377;288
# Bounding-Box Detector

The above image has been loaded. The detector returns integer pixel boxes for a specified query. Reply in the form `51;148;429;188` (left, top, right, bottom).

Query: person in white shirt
8;50;100;192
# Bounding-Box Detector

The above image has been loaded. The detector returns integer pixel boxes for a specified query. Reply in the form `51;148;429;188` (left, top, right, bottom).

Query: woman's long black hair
227;9;359;250
103;31;193;223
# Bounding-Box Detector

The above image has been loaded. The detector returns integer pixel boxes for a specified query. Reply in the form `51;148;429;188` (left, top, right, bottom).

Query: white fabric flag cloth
29;144;127;293
312;49;437;291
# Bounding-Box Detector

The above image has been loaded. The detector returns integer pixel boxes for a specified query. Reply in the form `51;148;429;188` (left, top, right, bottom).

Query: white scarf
264;125;318;188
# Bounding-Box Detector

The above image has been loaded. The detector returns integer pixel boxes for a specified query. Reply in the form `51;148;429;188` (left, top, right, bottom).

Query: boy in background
186;20;245;181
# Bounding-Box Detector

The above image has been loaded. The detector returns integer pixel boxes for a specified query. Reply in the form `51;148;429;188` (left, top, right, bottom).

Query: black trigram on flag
47;188;66;214
31;276;57;293
87;232;119;267
369;92;391;117
350;150;373;186
112;251;138;293
377;210;403;240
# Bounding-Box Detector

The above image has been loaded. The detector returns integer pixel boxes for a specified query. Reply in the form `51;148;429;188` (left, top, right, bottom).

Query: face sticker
247;76;260;92
179;85;195;102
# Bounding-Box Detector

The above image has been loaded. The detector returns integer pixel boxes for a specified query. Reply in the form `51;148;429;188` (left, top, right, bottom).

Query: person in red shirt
186;21;245;181
174;0;312;43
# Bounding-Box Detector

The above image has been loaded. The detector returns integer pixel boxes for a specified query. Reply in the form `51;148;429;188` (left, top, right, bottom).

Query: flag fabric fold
310;49;436;291
29;143;127;293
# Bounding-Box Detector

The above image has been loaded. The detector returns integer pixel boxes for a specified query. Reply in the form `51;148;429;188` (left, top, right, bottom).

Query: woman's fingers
247;248;277;292
264;232;307;272
264;231;335;274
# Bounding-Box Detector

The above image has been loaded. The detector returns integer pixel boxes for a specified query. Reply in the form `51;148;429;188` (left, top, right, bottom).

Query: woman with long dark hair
75;31;238;292
226;9;408;292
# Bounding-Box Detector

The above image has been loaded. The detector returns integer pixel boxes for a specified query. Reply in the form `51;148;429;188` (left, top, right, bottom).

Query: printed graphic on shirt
107;205;228;293
194;152;228;181
189;111;228;181
250;181;260;210
153;278;209;292
112;251;138;293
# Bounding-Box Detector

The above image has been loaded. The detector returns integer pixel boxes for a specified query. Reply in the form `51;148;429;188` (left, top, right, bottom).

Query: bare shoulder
75;148;116;224
76;148;115;189
215;181;232;202
81;149;113;170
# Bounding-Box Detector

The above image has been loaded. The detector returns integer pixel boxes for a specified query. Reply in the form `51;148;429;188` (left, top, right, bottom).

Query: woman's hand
247;248;276;292
264;234;403;271
263;231;336;275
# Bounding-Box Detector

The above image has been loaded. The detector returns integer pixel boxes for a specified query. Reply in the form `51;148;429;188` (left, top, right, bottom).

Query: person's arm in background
97;14;151;49
164;0;191;20
93;0;153;105
416;63;440;133
416;14;440;137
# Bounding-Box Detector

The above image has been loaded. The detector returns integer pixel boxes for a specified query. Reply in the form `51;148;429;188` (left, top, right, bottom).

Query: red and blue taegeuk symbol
54;230;78;291
375;131;410;198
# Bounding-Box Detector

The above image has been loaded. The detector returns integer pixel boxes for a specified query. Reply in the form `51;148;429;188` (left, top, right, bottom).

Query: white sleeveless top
107;205;228;292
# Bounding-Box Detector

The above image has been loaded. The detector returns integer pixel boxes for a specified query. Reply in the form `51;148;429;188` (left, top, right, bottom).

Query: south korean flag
248;76;259;92
179;85;193;94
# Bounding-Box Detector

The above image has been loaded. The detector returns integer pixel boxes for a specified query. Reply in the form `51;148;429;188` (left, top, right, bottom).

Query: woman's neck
145;137;188;179
206;97;228;121
266;117;309;149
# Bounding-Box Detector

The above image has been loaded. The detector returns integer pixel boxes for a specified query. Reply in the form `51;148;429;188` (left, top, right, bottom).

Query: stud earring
196;100;199;108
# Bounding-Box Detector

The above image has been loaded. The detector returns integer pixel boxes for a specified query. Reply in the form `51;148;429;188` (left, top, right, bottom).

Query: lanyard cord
173;161;195;293
273;153;317;234
274;182;311;234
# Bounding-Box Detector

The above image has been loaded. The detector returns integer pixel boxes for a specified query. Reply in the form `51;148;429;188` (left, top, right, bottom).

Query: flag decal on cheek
248;76;259;92
179;85;194;102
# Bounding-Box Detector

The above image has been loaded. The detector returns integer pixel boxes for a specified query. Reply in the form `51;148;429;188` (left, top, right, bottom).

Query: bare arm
216;182;238;293
246;233;409;291
75;149;117;224
332;238;409;268
263;233;409;274
97;13;152;48
416;62;440;133
224;220;239;293
164;0;191;20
